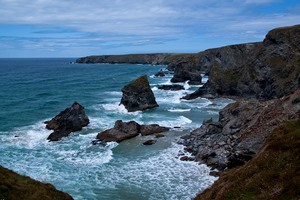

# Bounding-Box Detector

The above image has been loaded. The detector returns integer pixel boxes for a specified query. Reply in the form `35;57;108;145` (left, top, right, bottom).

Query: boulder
140;124;170;136
143;139;157;145
45;102;89;141
158;85;184;91
120;75;158;112
155;133;165;138
96;120;140;142
154;71;166;77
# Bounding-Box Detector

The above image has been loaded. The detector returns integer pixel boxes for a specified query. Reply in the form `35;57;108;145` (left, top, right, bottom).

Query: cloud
0;0;299;57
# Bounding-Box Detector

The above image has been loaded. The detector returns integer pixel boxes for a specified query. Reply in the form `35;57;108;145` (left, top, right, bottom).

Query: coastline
1;24;299;199
75;24;300;199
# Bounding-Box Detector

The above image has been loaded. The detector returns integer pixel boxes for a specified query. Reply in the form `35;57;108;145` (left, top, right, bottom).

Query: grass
195;120;300;200
0;166;73;200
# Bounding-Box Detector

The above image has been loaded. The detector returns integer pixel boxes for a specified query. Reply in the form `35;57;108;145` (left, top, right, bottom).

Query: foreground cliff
195;119;300;199
0;165;73;200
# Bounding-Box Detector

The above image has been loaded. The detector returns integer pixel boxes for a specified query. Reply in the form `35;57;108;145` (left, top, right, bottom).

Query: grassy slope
0;166;73;200
195;120;300;200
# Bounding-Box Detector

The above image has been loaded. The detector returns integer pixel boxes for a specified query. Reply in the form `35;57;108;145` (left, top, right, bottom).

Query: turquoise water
0;58;232;200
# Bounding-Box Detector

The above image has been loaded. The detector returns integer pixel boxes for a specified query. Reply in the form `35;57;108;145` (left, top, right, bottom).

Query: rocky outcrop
76;53;172;65
180;89;300;171
96;120;140;142
158;85;184;91
45;102;89;141
143;139;157;145
184;25;300;100
120;75;158;112
171;64;202;85
195;119;300;200
0;165;73;200
96;120;169;143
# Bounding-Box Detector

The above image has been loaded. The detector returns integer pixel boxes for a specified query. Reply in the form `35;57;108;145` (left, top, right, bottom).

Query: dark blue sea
0;58;232;200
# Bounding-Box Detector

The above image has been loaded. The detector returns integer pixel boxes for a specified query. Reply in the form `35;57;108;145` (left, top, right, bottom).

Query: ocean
0;58;232;200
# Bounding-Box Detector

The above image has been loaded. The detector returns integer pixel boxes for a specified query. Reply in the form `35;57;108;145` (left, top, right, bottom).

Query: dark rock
180;156;194;161
180;89;300;172
209;170;221;177
120;75;158;112
183;25;300;100
45;102;89;141
171;63;202;85
96;120;140;142
91;140;107;146
158;85;185;91
143;139;157;145
180;156;189;161
155;133;165;138
140;124;170;136
154;71;166;77
227;150;255;169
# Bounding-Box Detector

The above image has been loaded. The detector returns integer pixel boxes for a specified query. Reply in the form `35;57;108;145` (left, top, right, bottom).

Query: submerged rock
143;139;157;145
154;71;166;77
120;75;158;112
45;102;89;141
140;124;170;136
158;85;184;91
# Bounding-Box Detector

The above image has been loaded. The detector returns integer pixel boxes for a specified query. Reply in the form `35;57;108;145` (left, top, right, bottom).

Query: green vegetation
0;166;73;200
195;120;300;200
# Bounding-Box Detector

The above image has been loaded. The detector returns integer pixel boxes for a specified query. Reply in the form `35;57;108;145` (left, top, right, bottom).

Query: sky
0;0;299;58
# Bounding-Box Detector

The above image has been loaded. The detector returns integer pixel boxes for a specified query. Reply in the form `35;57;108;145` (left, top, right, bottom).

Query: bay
0;58;232;200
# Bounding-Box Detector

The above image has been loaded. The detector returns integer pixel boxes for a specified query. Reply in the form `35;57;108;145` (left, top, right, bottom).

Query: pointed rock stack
120;75;158;112
45;102;89;141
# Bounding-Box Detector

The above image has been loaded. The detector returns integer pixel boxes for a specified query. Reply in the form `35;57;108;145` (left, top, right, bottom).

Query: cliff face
76;25;300;101
0;165;73;200
185;24;300;100
76;53;172;65
180;89;300;171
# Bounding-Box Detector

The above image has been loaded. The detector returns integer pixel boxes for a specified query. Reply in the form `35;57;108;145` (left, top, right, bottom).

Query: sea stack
120;75;158;112
45;102;89;141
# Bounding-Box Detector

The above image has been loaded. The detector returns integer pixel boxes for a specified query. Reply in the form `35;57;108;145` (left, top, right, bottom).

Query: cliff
76;53;173;65
76;25;300;101
184;24;300;100
194;119;300;199
0;165;73;200
180;89;300;171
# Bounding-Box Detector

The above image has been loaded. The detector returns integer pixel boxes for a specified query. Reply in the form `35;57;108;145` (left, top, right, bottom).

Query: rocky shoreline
179;89;300;172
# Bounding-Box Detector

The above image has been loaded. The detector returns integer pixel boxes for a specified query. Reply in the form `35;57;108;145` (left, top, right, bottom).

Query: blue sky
0;0;299;58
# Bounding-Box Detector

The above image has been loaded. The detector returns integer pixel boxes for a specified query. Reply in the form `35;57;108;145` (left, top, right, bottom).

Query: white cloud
0;0;299;57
